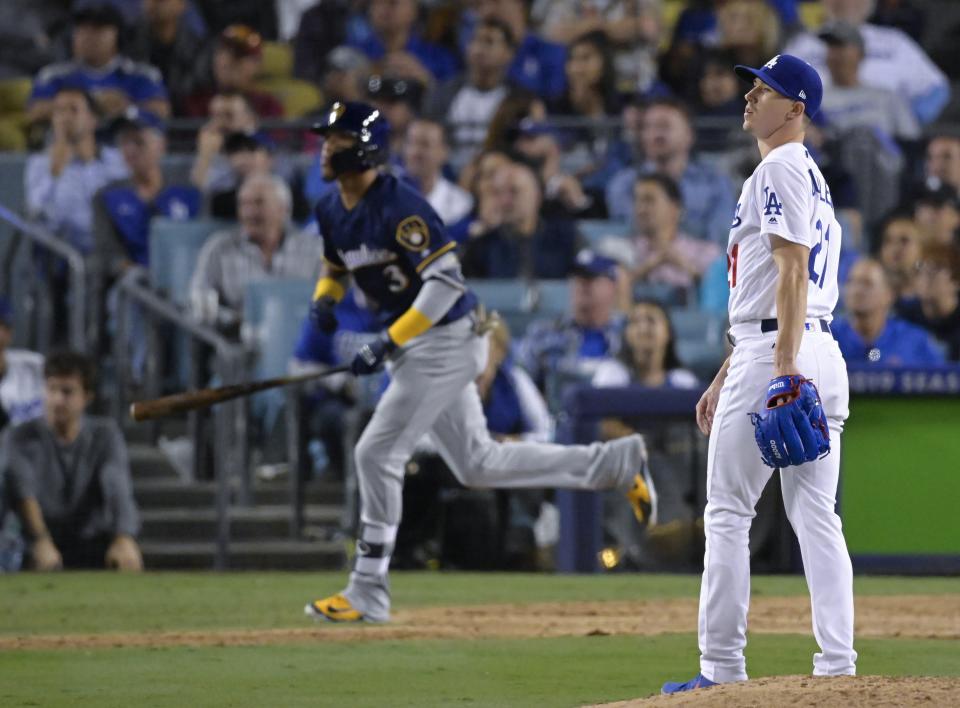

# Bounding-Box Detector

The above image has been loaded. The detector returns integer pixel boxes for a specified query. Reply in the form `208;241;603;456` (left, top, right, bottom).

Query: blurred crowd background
1;0;959;574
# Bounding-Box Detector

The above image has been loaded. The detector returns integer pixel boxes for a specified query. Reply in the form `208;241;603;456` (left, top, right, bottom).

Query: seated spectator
346;0;457;85
0;0;68;82
899;244;960;361
0;300;44;431
25;86;128;256
425;17;517;174
785;0;950;124
878;213;923;309
1;351;142;571
913;185;960;247
481;88;547;154
461;161;581;279
293;1;352;86
94;108;201;279
189;174;322;334
593;300;699;390
127;0;209;114
662;0;781;101
601;173;721;295
696;49;745;118
477;0;567;101
517;249;625;396
606;98;736;244
207;131;275;220
832;258;945;366
530;0;662;95
316;46;373;104
924;133;960;194
550;30;620;120
817;22;919;141
28;3;169;125
189;91;260;190
182;25;284;119
366;74;425;159
453;149;512;242
513;121;602;218
402;118;473;225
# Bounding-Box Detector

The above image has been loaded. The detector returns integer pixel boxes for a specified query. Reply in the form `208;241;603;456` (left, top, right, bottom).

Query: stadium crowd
1;0;960;571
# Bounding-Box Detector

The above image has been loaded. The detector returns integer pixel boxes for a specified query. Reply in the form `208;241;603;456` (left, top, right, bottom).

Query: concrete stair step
128;444;180;480
139;539;346;570
133;479;344;509
139;505;342;541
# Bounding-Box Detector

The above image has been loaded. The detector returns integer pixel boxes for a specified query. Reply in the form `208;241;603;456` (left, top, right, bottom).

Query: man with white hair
784;0;949;124
189;173;322;332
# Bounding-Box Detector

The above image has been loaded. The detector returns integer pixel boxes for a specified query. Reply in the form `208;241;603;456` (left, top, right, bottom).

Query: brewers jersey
314;173;476;327
726;143;842;324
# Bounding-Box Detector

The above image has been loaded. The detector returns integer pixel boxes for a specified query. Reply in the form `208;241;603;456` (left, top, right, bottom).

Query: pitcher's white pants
698;325;857;682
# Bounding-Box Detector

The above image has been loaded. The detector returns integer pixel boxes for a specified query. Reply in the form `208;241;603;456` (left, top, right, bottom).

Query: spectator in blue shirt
832;258;945;366
28;3;169;125
461;160;581;279
477;0;567;101
94;108;201;278
517;250;625;408
345;0;457;85
605;98;736;244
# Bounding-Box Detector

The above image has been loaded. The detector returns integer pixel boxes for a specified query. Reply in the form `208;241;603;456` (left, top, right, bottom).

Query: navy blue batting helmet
311;101;390;175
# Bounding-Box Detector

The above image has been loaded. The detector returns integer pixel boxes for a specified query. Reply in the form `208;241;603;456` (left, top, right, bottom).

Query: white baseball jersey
726;142;842;324
0;349;45;426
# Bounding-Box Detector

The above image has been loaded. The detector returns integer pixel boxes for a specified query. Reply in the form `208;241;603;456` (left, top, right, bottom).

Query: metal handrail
0;202;87;351
112;266;251;570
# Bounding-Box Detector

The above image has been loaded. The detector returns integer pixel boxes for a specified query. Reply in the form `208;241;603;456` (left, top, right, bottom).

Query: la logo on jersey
763;187;783;224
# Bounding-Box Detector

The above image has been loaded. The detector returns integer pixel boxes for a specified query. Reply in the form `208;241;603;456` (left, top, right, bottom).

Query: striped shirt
189;226;322;319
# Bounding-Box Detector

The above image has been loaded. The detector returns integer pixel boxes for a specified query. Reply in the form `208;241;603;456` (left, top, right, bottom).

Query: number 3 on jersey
383;264;410;293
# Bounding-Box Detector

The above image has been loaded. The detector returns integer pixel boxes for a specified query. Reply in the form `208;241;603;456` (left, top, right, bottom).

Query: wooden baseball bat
129;365;351;422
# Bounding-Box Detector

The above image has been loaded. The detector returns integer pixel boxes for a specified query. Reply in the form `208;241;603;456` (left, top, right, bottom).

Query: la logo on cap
799;90;807;99
764;55;780;69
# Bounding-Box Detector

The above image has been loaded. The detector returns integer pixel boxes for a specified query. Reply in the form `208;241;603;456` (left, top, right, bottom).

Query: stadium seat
670;308;726;346
676;339;726;382
148;218;229;305
243;278;314;379
259;41;294;78
255;77;322;118
577;219;631;247
633;281;689;307
470;279;532;313
534;280;571;317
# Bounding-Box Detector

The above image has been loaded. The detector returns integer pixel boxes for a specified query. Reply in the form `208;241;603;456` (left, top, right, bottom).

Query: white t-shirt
0;349;45;426
591;358;699;390
726;143;842;325
426;177;474;226
784;24;948;114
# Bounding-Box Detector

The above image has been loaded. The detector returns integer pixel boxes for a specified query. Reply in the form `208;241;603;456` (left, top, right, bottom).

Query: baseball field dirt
3;573;959;707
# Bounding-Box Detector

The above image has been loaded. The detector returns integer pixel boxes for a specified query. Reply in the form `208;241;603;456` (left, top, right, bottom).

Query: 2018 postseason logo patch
396;215;430;252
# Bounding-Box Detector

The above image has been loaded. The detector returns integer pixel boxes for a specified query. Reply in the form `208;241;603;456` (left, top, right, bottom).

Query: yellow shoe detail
307;593;364;622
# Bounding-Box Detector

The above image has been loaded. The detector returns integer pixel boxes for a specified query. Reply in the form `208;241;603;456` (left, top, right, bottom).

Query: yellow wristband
313;277;345;303
387;308;433;346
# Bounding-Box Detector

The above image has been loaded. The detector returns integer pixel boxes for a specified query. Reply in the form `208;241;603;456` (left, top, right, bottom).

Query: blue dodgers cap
735;54;823;118
571;249;619;280
110;106;166;135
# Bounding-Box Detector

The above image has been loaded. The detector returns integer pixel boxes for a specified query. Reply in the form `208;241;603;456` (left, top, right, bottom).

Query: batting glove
350;333;397;376
310;296;339;334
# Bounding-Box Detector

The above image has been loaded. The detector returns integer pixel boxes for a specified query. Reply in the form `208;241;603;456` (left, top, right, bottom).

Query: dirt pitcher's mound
588;675;960;707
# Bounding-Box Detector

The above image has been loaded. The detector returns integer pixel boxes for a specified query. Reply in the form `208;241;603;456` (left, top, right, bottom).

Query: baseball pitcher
663;55;857;694
304;102;657;623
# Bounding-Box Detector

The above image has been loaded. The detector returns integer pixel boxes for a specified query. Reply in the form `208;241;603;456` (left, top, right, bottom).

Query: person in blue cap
303;102;656;623
662;54;858;694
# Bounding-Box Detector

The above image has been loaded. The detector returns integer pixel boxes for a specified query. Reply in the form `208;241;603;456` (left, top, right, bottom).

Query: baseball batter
303;102;656;623
663;55;856;694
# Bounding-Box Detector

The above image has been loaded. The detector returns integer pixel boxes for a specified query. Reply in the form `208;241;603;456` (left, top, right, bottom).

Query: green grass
1;573;958;707
2;572;957;636
1;634;958;708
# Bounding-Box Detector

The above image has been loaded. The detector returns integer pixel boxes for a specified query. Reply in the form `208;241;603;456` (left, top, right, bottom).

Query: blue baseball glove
749;375;830;468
